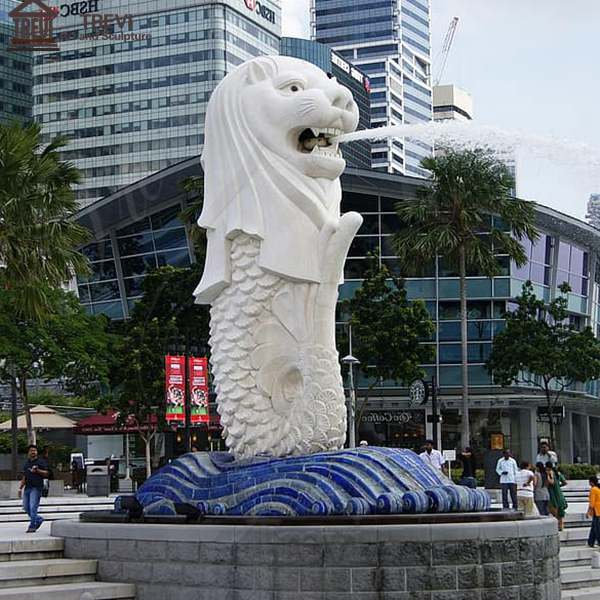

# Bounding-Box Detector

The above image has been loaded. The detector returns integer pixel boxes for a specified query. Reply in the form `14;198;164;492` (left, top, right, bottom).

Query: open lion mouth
298;127;343;158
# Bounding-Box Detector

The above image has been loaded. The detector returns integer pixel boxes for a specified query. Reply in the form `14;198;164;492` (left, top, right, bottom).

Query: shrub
0;432;47;454
558;464;600;480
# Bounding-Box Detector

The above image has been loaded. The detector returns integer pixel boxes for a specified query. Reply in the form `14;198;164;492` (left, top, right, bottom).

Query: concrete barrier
53;516;561;599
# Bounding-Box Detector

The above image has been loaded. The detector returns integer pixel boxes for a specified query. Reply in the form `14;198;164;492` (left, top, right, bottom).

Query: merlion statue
195;56;363;459
124;64;493;515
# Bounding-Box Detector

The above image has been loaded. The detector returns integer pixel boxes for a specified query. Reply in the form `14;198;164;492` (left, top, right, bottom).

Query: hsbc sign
243;0;275;24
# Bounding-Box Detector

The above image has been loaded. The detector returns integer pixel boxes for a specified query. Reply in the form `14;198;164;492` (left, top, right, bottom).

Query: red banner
165;355;186;423
189;356;210;424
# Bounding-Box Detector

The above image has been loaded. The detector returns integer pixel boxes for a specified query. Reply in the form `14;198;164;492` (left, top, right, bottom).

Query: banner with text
189;356;210;424
165;355;186;423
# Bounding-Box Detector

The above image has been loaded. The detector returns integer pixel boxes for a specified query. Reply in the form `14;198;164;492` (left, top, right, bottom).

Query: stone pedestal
52;516;560;600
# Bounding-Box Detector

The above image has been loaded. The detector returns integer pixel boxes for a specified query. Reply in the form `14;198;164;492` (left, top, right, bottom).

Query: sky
280;0;600;221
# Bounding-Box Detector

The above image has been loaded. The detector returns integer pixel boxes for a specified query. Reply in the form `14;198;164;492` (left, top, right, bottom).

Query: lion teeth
308;127;344;138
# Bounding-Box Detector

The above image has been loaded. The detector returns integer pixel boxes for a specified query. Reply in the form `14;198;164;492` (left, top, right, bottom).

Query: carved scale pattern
209;234;346;459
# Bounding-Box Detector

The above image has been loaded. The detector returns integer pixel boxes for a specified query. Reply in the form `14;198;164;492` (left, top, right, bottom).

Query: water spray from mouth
332;121;600;170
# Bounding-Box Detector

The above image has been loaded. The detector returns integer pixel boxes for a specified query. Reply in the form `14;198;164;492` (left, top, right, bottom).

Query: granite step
0;558;97;588
0;581;135;600
0;537;64;562
562;587;600;600
561;566;600;590
0;511;111;523
560;546;596;568
561;528;591;546
0;498;115;507
0;505;112;514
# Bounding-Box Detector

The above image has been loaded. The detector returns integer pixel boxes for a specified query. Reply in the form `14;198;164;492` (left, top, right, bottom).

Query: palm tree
0;122;90;443
393;148;538;447
0;121;90;320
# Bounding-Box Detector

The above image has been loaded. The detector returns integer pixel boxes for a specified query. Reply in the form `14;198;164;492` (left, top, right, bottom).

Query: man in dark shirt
458;447;478;489
18;445;50;533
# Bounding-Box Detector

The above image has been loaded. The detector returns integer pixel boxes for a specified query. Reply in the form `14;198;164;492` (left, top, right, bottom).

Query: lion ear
246;58;276;84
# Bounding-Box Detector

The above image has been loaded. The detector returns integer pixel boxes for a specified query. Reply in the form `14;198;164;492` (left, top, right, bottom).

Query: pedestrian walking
547;462;568;531
419;440;447;473
516;461;537;516
536;441;558;468
18;445;50;533
587;476;600;548
496;449;519;510
534;462;550;516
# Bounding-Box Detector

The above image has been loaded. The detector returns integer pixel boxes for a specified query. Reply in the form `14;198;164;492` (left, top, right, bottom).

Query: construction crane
433;17;459;86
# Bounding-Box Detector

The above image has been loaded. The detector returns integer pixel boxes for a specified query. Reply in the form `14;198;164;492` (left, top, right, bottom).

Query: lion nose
328;82;356;113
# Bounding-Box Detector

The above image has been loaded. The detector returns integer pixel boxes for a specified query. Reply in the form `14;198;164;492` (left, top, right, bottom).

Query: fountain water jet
333;120;600;170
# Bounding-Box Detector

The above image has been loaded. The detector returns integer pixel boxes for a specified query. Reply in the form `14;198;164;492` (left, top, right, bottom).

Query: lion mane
194;56;344;304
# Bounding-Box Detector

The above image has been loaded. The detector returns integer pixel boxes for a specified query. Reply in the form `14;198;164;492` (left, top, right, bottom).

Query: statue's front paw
322;211;363;283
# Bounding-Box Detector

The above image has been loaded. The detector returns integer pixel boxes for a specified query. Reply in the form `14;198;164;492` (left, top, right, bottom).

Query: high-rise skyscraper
432;84;472;122
311;0;433;177
587;194;600;229
33;0;281;207
0;0;32;124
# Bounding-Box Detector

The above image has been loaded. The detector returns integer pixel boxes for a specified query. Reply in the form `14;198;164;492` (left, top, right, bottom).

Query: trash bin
86;465;110;497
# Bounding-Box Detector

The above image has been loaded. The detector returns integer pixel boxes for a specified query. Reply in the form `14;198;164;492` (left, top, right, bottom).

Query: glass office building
311;0;433;176
75;160;600;463
280;37;371;169
33;0;281;207
0;0;32;124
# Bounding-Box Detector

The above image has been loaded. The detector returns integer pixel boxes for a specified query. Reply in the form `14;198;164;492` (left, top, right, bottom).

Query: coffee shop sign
362;412;415;424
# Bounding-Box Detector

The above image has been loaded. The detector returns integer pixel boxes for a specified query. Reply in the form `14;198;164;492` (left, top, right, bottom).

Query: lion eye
283;82;304;93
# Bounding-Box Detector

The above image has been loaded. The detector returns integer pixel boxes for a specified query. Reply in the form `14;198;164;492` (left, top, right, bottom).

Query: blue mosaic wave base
129;447;491;517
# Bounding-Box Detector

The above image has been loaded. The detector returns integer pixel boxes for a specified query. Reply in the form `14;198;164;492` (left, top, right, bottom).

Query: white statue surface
195;56;362;459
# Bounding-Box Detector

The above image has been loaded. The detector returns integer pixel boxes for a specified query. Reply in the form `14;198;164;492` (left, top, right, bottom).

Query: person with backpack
18;445;50;533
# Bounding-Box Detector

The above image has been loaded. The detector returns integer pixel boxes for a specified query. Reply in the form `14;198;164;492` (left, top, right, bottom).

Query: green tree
179;176;205;253
28;390;99;409
106;264;210;477
487;281;600;447
0;286;112;444
0;122;90;319
393;148;538;446
341;256;435;439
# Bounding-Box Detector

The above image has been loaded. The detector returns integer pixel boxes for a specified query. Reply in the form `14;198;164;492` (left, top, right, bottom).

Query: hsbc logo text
243;0;275;24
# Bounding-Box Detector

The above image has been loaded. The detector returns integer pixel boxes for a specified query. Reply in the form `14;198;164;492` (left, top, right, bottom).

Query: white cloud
281;0;311;38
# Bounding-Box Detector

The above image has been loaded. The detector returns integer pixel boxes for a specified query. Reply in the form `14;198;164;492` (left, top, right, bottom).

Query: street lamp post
342;353;360;448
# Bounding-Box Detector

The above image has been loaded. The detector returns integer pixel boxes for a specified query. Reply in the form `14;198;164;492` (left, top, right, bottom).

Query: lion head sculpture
195;56;360;303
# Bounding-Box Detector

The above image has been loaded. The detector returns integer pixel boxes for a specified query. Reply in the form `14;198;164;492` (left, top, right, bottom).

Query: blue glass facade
33;0;281;207
0;0;32;124
78;203;193;320
311;0;433;176
75;161;600;463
